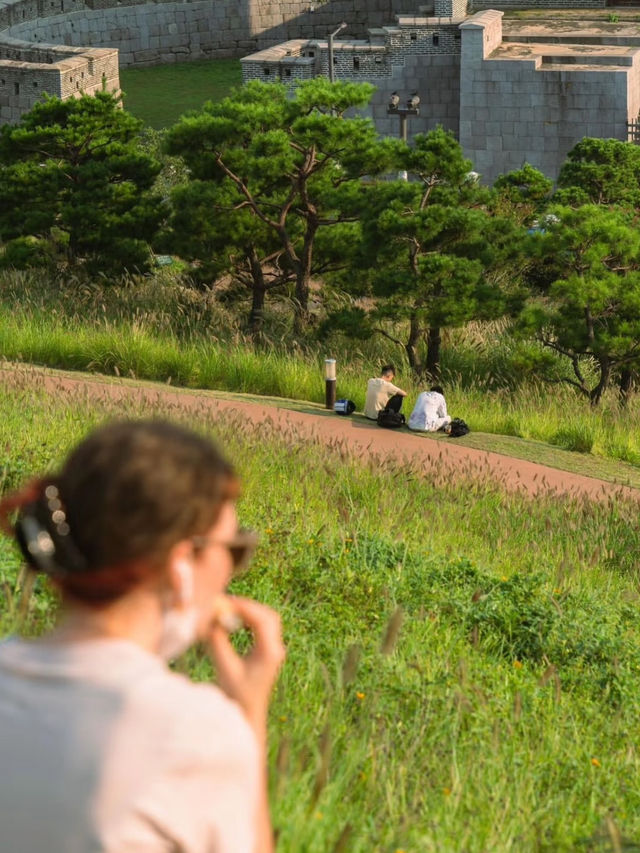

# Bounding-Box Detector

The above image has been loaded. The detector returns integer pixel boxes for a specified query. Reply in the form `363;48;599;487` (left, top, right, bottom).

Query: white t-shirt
0;637;259;853
364;377;402;420
408;391;449;431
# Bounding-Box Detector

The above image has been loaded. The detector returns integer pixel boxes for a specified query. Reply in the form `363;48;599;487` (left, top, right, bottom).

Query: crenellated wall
459;10;639;183
0;0;421;124
0;38;118;122
2;0;424;68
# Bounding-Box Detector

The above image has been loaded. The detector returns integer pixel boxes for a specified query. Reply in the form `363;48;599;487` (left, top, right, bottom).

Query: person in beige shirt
0;420;285;853
364;363;408;420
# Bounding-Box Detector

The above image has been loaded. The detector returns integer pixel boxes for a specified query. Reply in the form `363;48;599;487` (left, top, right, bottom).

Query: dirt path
3;363;637;503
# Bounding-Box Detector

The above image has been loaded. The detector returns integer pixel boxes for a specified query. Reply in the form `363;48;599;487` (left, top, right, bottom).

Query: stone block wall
369;51;460;137
459;10;633;183
471;0;604;8
435;0;467;17
254;0;425;46
5;1;256;65
386;19;463;61
0;42;118;122
242;18;462;85
2;0;426;69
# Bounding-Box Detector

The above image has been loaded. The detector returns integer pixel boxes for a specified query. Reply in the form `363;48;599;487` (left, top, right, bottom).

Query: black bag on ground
334;399;356;416
449;417;470;437
377;409;406;429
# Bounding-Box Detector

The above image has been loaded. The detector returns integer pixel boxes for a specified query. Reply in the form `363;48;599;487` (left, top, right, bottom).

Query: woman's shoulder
0;637;253;752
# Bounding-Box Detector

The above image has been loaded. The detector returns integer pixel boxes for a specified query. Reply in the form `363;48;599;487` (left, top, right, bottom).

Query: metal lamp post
324;358;337;409
387;91;420;142
328;22;347;84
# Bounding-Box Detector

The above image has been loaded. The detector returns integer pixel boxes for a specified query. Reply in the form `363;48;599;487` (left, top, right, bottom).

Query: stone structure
241;10;465;140
0;0;119;123
1;0;422;69
2;0;640;182
460;11;640;181
242;4;640;182
0;0;419;123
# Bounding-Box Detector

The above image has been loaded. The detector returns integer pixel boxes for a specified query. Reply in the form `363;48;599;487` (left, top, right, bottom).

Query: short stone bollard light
324;358;337;409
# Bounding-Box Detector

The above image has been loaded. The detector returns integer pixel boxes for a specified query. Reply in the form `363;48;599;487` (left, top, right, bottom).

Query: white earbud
174;559;194;604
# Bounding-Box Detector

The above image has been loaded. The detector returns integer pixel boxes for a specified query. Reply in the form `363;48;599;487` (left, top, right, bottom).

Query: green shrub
550;424;596;453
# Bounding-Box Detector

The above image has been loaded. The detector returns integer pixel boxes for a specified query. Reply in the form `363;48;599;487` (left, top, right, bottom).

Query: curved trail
2;363;637;503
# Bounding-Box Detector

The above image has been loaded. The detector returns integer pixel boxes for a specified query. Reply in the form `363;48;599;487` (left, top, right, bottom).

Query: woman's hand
207;597;285;738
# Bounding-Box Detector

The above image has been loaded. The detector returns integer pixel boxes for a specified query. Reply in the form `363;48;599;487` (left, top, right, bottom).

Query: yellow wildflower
513;660;523;670
591;757;601;767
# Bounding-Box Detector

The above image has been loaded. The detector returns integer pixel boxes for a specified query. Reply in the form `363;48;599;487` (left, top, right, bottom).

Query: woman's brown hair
0;420;239;604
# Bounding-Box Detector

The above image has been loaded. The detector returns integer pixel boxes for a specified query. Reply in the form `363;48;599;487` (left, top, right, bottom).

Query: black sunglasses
191;528;259;574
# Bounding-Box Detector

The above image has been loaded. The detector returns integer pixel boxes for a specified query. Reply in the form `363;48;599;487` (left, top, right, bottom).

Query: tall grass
2;382;640;850
2;269;640;467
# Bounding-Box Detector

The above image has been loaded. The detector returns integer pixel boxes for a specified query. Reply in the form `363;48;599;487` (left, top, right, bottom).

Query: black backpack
449;418;470;437
377;409;406;429
334;399;356;416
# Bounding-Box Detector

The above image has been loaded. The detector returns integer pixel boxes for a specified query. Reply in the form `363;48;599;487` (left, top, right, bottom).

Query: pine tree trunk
247;246;266;341
404;314;422;376
426;327;442;381
590;357;610;406
248;286;266;340
293;272;310;337
619;366;635;407
293;223;317;336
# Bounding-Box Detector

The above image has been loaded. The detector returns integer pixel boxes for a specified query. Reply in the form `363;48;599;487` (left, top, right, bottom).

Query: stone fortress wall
1;0;640;181
242;1;640;182
459;11;640;181
2;0;422;69
0;0;119;123
242;3;468;140
0;0;419;123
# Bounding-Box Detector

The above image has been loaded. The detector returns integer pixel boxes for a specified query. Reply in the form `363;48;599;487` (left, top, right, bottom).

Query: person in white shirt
0;420;285;853
364;363;408;420
408;385;452;433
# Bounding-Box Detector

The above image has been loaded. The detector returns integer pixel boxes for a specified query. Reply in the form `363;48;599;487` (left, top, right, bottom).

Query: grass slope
4;362;640;492
119;58;242;128
2;381;640;850
3;273;640;476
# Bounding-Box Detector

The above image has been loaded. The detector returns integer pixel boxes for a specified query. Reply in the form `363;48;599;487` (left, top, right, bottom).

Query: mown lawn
2;378;640;851
119;58;242;128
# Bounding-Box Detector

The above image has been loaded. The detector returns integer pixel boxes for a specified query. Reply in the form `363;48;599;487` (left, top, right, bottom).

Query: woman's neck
49;589;164;655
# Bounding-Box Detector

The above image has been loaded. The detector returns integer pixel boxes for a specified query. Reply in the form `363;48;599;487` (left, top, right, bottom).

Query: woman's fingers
206;598;285;719
226;597;286;665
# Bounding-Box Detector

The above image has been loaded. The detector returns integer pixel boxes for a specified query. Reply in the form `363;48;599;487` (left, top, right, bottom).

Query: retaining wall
2;0;424;67
459;10;637;183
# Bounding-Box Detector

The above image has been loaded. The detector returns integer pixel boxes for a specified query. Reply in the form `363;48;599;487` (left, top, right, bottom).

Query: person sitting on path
408;385;452;433
0;419;285;853
364;363;408;420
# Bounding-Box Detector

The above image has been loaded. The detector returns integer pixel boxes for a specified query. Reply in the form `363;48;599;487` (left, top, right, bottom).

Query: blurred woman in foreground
0;420;285;852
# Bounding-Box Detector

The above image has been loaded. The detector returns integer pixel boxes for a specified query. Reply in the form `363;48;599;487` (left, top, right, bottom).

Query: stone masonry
460;11;640;181
0;0;420;122
242;3;640;182
2;0;640;183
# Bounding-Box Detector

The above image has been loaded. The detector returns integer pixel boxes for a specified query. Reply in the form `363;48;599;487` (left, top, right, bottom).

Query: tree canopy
518;204;640;403
164;78;397;332
0;91;164;275
555;138;640;208
329;128;511;378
